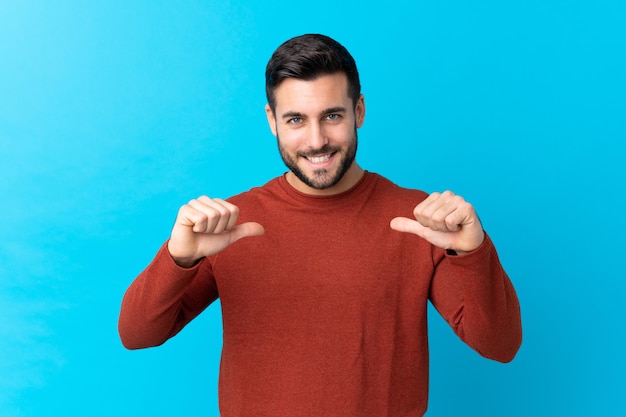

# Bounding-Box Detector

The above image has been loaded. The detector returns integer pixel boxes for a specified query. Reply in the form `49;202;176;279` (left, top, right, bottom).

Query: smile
306;153;333;164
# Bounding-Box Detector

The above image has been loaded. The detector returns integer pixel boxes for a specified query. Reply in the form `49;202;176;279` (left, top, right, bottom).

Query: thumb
228;222;265;244
390;216;427;238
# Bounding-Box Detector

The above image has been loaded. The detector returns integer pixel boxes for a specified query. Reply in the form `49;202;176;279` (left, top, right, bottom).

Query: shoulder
227;177;282;203
224;176;287;221
367;172;429;204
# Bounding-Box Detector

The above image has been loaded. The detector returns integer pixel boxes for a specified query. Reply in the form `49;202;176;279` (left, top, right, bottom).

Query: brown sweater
119;172;522;416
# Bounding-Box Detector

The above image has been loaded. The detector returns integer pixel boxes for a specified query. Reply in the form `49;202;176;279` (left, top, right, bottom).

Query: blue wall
1;1;624;415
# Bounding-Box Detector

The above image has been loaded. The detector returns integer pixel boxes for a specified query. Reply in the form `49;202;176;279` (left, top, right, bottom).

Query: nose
306;121;328;150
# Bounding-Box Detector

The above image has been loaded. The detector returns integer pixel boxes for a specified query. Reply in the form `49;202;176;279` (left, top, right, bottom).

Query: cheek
332;125;356;143
277;127;306;148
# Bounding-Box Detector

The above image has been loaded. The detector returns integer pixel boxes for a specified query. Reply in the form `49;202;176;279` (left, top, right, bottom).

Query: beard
277;130;358;190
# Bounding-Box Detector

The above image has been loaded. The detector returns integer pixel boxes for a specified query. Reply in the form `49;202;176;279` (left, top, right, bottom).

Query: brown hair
265;34;361;113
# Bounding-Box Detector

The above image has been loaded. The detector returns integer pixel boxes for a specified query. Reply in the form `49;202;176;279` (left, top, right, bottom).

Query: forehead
273;73;351;113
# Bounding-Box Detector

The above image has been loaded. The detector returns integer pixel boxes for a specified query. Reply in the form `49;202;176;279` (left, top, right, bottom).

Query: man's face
265;73;365;195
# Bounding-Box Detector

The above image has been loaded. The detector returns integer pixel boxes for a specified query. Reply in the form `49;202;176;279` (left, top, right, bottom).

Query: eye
287;117;303;124
325;114;341;121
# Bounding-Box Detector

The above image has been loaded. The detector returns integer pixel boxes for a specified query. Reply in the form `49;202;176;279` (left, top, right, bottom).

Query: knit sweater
119;172;522;416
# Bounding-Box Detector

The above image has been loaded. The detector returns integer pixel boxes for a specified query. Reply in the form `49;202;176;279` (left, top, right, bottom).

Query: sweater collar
276;171;375;207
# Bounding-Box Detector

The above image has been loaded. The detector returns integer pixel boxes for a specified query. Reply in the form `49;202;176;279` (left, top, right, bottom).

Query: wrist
446;231;486;256
167;240;201;268
170;254;203;268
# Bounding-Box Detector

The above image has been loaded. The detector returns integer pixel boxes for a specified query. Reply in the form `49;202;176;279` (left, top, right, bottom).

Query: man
119;34;522;416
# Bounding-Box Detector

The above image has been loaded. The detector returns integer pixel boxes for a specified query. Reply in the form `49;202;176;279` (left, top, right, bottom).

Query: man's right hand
167;196;265;267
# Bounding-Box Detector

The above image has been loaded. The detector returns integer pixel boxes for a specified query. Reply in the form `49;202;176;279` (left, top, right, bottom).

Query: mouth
305;153;334;164
300;148;339;167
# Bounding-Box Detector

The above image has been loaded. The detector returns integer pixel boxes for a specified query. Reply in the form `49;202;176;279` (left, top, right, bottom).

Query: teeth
308;154;331;164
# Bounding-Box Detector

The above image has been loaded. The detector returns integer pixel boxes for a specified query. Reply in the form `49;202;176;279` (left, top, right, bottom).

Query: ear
265;104;277;136
355;94;366;128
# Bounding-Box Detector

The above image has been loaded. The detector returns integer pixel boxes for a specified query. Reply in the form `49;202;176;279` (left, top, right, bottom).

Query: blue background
1;1;624;415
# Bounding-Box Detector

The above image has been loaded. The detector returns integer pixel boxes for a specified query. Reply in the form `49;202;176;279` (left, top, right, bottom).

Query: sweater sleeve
429;234;522;362
118;242;219;349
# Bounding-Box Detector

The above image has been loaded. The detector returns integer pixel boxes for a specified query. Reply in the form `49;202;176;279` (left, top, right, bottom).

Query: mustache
297;145;340;158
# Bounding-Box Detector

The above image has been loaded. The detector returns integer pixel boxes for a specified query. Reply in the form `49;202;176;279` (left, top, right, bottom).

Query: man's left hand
390;191;485;254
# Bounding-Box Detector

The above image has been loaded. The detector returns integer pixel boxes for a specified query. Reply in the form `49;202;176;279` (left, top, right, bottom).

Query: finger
191;197;236;234
446;201;481;231
390;217;428;237
415;191;462;232
435;195;467;232
186;198;220;233
443;211;462;232
413;192;445;230
212;198;240;231
413;192;442;218
196;196;235;233
228;222;265;245
177;203;209;232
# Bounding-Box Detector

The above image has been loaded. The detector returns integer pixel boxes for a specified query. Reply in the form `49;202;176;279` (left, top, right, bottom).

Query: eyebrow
280;106;347;120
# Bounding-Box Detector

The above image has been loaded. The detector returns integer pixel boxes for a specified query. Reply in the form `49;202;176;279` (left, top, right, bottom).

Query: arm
430;235;522;362
391;191;522;362
118;196;264;349
118;243;218;349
